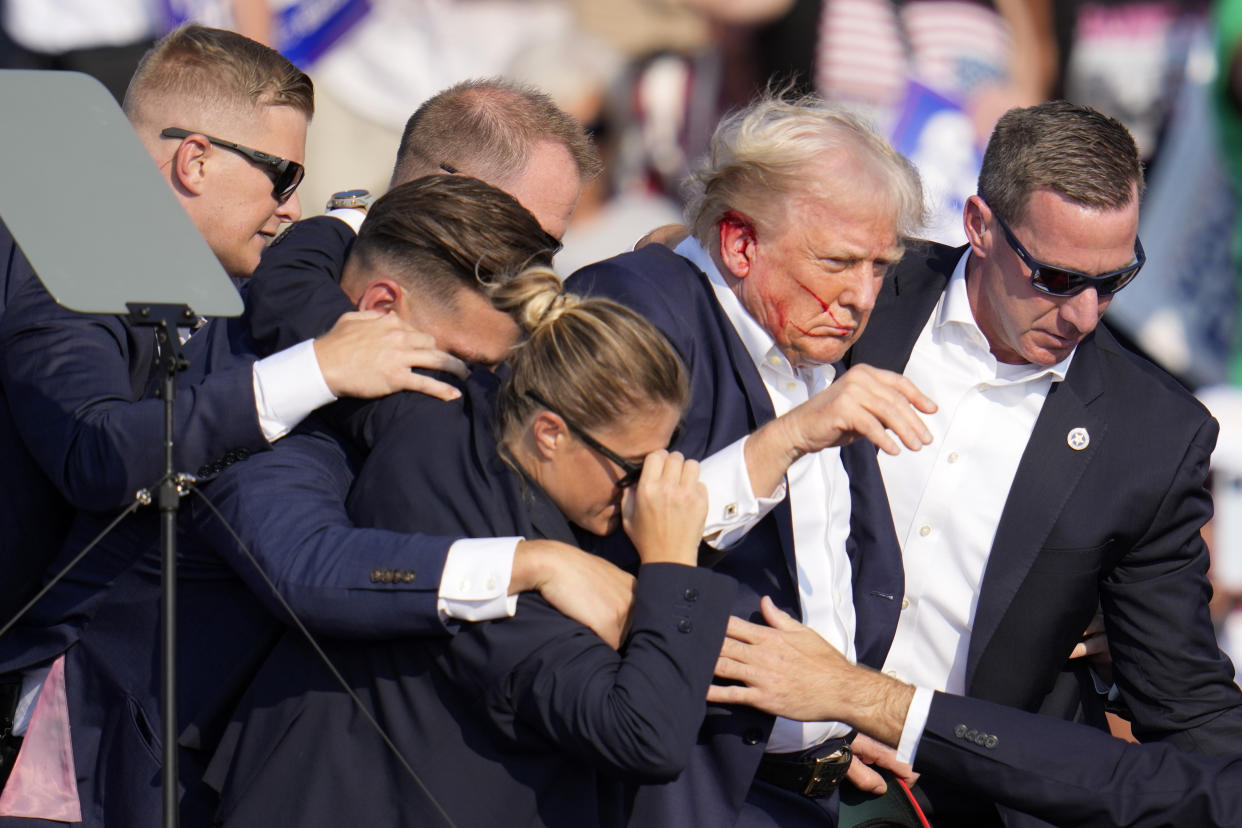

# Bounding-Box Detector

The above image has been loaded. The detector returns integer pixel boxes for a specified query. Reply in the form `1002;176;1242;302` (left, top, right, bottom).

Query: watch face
333;189;369;199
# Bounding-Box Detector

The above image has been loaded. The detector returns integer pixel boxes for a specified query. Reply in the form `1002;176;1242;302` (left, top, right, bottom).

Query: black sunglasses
993;212;1144;298
525;390;644;488
161;127;305;204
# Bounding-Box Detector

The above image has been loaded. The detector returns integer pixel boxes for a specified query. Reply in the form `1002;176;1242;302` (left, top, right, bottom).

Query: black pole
128;303;193;828
159;366;179;828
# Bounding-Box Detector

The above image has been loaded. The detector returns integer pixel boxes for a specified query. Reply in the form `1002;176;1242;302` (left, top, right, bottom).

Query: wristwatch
324;188;374;212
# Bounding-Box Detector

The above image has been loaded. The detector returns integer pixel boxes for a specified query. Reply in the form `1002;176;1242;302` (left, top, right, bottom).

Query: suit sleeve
917;691;1242;828
0;263;267;513
190;423;455;638
444;564;736;781
1100;415;1242;753
245;215;356;355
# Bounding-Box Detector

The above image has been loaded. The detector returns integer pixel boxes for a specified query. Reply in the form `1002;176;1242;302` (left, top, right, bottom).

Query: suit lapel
848;242;961;373
965;335;1108;690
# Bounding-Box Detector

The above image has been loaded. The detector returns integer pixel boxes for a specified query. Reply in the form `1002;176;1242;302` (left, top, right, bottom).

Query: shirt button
743;727;764;745
884;670;899;678
976;383;988;392
768;356;781;366
919;525;931;537
947;451;959;464
785;382;797;391
677;618;694;634
459;580;470;592
724;503;739;520
486;578;497;591
901;597;910;610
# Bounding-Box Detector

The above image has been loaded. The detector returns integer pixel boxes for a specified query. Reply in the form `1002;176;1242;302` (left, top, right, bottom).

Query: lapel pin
1067;427;1090;451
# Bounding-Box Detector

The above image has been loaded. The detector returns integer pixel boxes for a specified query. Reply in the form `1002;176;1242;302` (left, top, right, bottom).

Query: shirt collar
936;249;1074;383
675;237;831;385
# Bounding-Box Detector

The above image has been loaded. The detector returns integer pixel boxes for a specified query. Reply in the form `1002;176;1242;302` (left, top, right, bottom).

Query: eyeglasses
161;127;305;204
525;390;644;488
993;212;1144;298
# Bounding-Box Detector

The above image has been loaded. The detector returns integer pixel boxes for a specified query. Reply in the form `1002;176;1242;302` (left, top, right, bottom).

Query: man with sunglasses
0;25;494;828
843;100;1242;824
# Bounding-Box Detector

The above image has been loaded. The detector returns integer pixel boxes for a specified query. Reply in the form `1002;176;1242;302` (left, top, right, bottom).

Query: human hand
621;450;707;566
1069;611;1113;684
634;223;690;250
313;310;468;401
844;733;918;795
707;597;913;746
511;539;637;649
782;364;936;456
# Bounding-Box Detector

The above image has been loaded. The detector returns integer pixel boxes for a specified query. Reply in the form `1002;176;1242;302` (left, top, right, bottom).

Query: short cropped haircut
390;78;602;189
686;92;925;248
978;100;1144;225
345;174;556;307
123;24;313;125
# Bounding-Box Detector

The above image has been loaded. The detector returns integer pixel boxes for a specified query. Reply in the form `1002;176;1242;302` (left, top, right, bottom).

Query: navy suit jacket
211;370;738;828
918;691;1242;827
567;244;904;825
0;248;457;827
846;241;1242;818
0;237;267;618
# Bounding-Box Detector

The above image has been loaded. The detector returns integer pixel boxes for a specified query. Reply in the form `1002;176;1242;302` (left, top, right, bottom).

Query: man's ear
356;279;403;313
717;211;757;280
530;410;566;460
168;133;211;196
963;195;992;259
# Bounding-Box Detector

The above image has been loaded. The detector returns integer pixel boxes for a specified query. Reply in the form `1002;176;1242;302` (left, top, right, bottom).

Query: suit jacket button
683;588;699;602
677;618;693;633
402;571;415;583
985;735;999;749
954;724;968;738
370;569;383;583
743;728;763;746
382;569;394;583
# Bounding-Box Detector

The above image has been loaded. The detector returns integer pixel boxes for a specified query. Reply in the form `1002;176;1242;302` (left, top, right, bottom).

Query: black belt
0;676;23;791
756;734;855;799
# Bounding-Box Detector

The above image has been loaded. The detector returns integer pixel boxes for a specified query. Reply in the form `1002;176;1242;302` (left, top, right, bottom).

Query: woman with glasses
212;267;736;828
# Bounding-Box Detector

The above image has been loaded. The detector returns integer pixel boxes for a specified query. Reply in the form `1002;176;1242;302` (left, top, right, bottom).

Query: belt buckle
803;746;852;798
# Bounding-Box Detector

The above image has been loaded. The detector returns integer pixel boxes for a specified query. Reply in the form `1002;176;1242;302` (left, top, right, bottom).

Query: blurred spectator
752;0;1056;244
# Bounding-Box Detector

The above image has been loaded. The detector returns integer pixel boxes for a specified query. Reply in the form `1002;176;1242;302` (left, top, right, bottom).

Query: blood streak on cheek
797;283;847;329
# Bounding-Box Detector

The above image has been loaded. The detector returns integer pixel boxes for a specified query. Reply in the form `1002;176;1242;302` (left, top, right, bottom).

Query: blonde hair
123;24;313;127
491;268;688;441
685;92;924;247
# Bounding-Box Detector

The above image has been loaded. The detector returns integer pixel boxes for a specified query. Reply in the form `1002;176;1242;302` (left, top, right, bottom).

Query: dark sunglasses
161;127;305;204
993;212;1144;298
525;390;644;488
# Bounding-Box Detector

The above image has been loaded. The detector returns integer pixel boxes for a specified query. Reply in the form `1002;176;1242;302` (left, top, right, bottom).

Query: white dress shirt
882;250;1075;761
678;238;856;750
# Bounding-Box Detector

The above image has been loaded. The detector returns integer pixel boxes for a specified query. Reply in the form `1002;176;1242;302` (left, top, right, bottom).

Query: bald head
389;78;601;238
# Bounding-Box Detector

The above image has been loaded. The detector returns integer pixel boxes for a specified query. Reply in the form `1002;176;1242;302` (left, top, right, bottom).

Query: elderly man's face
726;182;904;368
966;188;1139;366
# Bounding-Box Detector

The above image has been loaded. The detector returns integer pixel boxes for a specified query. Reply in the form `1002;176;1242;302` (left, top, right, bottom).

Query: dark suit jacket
210;369;737;828
0;242;457;827
567;244;904;825
0;240;267;618
918;691;1242;828
846;241;1242;813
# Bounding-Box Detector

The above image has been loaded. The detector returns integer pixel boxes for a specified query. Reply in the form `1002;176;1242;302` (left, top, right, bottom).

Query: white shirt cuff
698;435;786;549
436;537;521;622
326;207;366;233
253;339;337;442
895;686;936;765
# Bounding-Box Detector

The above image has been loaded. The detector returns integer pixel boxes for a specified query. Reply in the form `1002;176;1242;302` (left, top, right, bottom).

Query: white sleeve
698;435;786;550
436;536;521;622
252;339;337;442
895;686;936;765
